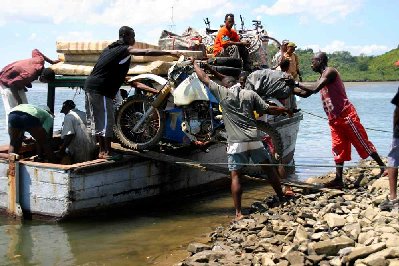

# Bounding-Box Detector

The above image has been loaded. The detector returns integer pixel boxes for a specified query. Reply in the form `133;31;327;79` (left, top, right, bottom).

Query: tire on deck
210;65;242;77
114;94;165;150
207;57;243;68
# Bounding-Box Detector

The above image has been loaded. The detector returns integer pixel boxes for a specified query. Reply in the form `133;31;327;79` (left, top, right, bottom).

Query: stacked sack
51;40;205;76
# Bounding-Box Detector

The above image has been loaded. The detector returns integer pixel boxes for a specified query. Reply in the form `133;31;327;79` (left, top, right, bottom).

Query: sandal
283;185;295;197
323;179;344;189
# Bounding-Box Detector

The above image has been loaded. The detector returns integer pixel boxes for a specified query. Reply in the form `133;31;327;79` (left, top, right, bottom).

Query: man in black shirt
380;87;399;211
84;26;179;159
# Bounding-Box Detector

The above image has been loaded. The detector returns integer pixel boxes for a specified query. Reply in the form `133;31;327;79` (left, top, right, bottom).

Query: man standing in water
294;52;385;188
191;58;292;220
84;26;180;160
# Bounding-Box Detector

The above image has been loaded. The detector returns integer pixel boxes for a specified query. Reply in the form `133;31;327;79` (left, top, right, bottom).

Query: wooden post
7;153;23;218
47;83;56;136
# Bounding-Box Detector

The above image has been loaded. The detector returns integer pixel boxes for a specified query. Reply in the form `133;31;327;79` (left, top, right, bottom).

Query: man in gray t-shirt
192;59;292;221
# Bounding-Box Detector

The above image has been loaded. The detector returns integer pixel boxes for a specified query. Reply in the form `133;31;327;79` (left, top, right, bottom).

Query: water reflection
0;218;75;265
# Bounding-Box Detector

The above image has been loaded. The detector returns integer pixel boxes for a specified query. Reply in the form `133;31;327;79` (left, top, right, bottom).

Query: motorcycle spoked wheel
114;94;165;150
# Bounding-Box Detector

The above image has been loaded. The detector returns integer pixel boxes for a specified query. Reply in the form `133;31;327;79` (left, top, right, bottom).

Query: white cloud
0;0;231;26
255;0;363;23
304;40;390;56
28;33;37;41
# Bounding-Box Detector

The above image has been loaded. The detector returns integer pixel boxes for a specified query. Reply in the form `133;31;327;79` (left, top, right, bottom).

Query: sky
0;0;398;68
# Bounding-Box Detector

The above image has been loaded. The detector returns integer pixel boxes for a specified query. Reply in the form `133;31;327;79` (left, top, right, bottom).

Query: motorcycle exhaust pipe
151;84;172;108
132;83;172;133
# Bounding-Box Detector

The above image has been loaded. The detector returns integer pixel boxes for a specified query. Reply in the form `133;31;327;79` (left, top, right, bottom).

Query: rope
176;161;392;170
301;109;392;134
72;87;82;101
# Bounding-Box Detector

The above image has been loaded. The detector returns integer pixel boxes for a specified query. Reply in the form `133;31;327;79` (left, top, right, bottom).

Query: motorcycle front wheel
114;94;165;150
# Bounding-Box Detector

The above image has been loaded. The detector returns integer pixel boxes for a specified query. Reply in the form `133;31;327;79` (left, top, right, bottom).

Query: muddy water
0;82;397;265
0;182;275;265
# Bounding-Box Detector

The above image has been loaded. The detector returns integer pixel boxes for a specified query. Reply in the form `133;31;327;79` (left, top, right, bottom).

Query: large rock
312;236;355;256
285;251;305;266
343;222;361;240
342;243;386;264
387;236;399;247
324;213;347;228
294;225;309;243
187;242;211;254
360;247;399;266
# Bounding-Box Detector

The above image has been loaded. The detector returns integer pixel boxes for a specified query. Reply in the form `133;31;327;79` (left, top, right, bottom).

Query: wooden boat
0;38;303;219
0;82;302;220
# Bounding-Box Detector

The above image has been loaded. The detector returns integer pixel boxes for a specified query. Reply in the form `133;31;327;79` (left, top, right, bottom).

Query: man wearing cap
283;42;302;81
0;49;59;126
8;104;55;162
272;40;289;69
59;100;96;163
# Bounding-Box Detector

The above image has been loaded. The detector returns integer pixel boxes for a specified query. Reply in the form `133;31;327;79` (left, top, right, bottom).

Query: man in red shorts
294;52;385;188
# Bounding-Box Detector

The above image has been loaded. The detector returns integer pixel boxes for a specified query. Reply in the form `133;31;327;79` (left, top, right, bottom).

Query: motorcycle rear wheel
114;95;165;150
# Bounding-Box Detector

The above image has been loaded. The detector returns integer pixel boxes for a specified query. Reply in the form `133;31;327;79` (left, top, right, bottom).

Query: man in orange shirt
213;13;251;71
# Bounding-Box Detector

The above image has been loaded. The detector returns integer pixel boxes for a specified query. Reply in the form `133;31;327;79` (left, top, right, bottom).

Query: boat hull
0;113;302;219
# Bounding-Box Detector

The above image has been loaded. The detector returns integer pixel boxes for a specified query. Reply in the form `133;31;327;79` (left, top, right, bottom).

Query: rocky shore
177;160;399;266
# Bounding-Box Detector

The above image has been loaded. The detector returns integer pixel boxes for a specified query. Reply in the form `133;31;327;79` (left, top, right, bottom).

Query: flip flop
283;185;295;197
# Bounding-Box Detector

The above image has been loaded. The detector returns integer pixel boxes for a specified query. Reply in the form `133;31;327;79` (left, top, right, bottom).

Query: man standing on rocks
379;86;399;211
191;58;292;220
294;52;385;189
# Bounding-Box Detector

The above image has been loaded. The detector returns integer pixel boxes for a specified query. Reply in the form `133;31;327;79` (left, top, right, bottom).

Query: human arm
293;67;337;97
191;58;210;87
394;106;399;132
202;63;226;81
294;53;302;81
59;115;75;153
253;92;292;116
33;49;60;64
127;47;181;58
59;135;74;154
129;81;159;94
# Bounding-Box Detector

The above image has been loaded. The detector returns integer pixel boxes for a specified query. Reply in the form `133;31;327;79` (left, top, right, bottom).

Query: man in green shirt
8;104;55;162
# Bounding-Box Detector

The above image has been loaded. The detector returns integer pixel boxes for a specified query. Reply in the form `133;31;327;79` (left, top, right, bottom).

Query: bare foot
232;213;245;222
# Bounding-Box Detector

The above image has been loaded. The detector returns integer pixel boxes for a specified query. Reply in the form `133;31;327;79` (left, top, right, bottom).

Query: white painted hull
0;113;302;219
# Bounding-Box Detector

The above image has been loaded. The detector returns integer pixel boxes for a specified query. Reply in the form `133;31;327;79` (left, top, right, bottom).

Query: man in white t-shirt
60;100;96;163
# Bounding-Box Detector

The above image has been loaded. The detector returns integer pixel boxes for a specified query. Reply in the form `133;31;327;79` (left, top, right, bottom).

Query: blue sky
0;0;398;68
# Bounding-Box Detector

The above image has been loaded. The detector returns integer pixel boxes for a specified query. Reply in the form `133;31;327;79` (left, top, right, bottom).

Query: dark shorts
8;111;41;130
227;147;271;171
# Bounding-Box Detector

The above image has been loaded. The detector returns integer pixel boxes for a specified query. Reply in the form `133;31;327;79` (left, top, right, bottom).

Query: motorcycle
113;57;285;164
113;57;226;151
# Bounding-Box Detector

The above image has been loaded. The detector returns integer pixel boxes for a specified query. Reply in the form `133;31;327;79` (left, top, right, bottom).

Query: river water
0;82;398;265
